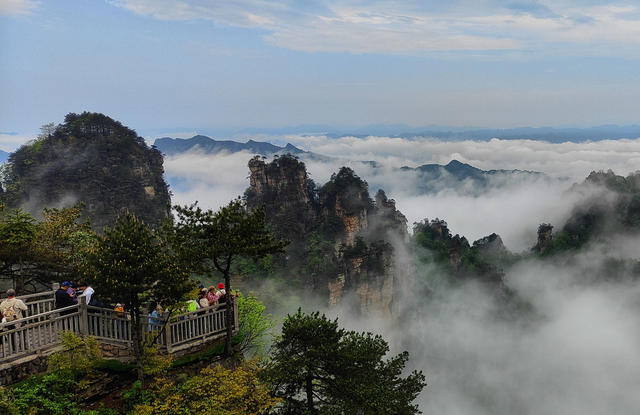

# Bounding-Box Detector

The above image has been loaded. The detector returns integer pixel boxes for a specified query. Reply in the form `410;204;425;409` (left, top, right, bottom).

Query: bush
49;331;102;375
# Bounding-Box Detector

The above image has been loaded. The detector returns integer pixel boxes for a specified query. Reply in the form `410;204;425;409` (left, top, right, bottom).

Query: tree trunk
224;271;233;356
306;375;315;414
131;311;145;386
17;256;24;295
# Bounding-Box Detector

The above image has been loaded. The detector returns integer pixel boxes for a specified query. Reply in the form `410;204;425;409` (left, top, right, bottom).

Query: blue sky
2;0;640;148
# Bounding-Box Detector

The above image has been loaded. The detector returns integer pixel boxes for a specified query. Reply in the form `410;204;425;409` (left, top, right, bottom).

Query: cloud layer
109;0;640;56
163;135;640;250
0;0;38;16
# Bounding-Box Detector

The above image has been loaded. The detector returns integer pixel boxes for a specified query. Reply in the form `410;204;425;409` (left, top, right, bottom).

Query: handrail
0;304;79;327
0;291;238;364
0;290;55;301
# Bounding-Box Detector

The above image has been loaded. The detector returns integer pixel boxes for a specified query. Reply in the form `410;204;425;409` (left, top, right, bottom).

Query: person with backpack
215;283;227;304
0;289;28;352
0;289;28;323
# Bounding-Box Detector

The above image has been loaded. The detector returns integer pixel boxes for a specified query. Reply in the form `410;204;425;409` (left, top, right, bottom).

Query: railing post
233;300;239;332
166;320;173;354
78;296;88;335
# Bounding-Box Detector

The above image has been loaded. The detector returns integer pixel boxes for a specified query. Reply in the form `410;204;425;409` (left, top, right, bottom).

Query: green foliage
122;380;154;413
0;205;95;293
237;293;275;356
412;218;504;284
132;360;279;415
262;309;426;415
319;167;373;217
80;212;193;382
0;208;37;292
81;211;192;311
49;331;102;375
2;370;79;415
141;344;172;377
172;198;287;354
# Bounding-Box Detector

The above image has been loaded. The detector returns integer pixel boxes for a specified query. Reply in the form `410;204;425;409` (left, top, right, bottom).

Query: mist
163;135;638;250
323;233;640;415
162;136;640;414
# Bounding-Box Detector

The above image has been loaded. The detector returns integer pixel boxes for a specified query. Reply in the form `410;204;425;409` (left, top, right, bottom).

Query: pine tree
81;212;192;384
172;198;287;355
262;310;427;415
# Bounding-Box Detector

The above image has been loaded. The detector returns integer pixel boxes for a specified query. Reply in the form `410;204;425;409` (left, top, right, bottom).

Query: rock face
532;170;640;254
0;112;171;230
413;219;506;284
533;224;553;254
246;155;408;315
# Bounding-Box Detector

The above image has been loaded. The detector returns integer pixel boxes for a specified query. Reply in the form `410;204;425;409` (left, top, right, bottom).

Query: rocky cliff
533;170;640;254
0;112;171;230
413;218;506;285
245;155;408;315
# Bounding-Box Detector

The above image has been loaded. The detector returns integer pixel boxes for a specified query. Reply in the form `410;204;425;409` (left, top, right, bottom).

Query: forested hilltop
0;112;170;230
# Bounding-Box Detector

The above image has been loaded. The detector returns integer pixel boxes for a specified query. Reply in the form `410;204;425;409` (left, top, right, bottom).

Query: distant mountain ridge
146;124;640;143
154;135;307;157
402;159;543;178
398;160;546;194
0;150;8;164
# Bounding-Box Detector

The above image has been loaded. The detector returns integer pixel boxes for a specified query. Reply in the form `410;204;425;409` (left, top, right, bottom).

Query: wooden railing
0;305;80;361
0;297;237;364
0;291;57;318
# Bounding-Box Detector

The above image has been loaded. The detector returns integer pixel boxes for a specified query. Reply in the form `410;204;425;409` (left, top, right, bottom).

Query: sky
2;0;640;149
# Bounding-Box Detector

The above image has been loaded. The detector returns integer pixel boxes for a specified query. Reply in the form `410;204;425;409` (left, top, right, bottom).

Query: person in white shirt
77;282;95;305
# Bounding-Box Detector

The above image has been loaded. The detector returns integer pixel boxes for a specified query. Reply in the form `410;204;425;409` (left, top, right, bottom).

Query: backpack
3;301;19;322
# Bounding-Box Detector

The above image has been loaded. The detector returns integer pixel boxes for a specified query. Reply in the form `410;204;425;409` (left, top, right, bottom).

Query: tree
0;208;37;293
32;205;96;279
172;199;287;355
237;293;275;356
262;310;426;415
0;205;95;293
80;212;193;384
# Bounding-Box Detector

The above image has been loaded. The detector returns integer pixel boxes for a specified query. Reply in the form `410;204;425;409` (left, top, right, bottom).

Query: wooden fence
0;291;57;318
0;296;237;364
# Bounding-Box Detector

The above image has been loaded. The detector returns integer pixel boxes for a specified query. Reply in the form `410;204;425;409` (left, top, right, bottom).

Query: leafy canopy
132;360;279;415
262;310;426;415
81;211;192;311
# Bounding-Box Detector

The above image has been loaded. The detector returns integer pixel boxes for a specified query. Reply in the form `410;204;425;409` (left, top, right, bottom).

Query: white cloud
161;135;640;250
0;0;38;16
0;133;34;152
108;0;640;56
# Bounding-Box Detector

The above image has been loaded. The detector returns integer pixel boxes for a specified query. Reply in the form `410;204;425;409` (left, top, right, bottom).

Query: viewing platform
0;290;238;385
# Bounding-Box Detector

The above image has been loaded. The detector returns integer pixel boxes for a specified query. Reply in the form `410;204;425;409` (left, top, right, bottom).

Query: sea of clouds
162;135;640;414
164;135;640;251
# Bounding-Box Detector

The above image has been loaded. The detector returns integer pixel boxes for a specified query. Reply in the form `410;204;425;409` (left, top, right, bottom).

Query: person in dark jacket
55;281;76;315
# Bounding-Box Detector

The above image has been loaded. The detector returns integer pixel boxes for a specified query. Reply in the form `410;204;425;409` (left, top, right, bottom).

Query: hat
217;283;225;290
200;288;208;294
61;281;71;287
208;286;215;291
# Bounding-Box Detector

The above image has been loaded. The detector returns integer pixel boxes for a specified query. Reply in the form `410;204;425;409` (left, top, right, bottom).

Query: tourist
207;286;218;306
67;283;78;304
148;302;163;332
114;303;125;317
55;282;76;315
215;283;227;304
77;282;95;306
186;298;199;313
0;289;28;352
0;289;28;323
198;288;209;308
